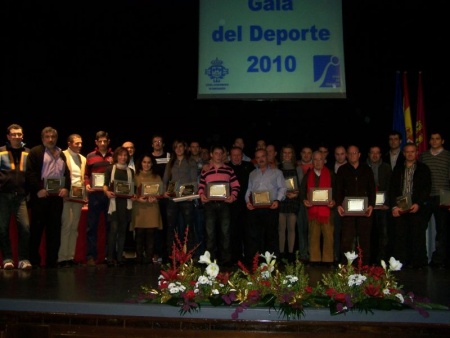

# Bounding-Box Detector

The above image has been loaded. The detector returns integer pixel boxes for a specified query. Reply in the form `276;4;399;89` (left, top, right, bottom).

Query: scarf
108;164;133;215
307;166;331;223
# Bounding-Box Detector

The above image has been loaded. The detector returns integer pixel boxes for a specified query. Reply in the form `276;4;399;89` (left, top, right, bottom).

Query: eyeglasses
9;133;23;137
153;140;162;144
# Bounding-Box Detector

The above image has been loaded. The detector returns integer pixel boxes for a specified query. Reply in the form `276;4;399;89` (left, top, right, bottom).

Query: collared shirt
41;147;66;179
245;166;287;203
403;163;416;196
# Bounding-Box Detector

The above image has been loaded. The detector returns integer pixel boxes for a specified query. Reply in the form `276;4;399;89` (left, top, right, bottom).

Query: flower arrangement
321;250;431;315
131;231;448;320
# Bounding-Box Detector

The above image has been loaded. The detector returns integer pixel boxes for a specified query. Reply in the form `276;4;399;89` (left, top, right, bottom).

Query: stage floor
1;262;450;324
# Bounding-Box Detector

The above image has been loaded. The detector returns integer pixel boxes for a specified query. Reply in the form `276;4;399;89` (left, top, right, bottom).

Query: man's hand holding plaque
392;195;413;216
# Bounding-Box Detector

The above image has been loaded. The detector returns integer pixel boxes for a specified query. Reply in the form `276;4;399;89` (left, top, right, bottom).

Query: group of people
1;125;449;271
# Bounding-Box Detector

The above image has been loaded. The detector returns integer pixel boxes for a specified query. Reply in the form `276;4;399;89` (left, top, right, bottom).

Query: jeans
425;196;450;265
0;193;30;262
86;192;109;261
107;198;130;263
204;201;231;264
193;200;205;257
166;200;195;257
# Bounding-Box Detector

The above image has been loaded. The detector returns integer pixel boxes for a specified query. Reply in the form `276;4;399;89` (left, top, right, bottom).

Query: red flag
403;72;414;143
415;71;427;155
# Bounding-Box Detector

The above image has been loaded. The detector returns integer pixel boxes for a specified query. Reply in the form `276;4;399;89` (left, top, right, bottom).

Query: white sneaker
3;261;14;270
18;260;32;270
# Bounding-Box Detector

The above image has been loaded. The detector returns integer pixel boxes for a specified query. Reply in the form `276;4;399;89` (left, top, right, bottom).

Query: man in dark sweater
335;145;376;266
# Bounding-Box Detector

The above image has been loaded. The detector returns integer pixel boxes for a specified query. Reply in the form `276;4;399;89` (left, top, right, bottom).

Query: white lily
344;251;358;265
388;257;402;271
381;260;387;270
260;251;276;268
206;262;220;278
198;251;212;265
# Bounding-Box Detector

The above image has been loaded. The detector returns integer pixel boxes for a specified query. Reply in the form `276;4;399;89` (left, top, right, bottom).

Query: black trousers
29;196;64;267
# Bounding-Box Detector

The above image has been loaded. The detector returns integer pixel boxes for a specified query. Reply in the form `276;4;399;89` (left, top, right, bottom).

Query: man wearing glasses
0;124;32;269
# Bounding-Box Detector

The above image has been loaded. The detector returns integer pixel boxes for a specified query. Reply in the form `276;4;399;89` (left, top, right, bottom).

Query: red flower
304;286;313;294
261;280;271;288
364;284;382;297
184;290;196;299
216;272;230;284
160;267;179;282
326;288;346;302
248;290;260;301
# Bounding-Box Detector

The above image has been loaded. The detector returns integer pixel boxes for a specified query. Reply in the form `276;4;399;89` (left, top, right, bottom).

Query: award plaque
113;180;134;198
374;191;386;209
439;189;450;207
343;196;368;216
308;187;331;205
284;176;298;192
139;182;162;197
166;181;177;197
251;191;272;208
396;195;412;213
172;182;199;202
91;173;105;191
178;182;197;196
68;184;86;203
206;181;229;200
45;177;65;195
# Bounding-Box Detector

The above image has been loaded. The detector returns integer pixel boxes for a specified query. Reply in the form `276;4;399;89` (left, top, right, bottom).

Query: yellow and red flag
392;71;406;148
415;71;427;155
403;71;414;143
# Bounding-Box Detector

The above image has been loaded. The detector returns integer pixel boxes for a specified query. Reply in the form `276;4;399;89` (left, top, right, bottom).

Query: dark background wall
1;0;447;158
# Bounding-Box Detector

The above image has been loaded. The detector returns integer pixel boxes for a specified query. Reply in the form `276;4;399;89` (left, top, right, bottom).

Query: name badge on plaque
343;196;368;216
251;191;271;208
206;181;229;200
45;177;65;195
139;182;162;197
91;173;105;190
113;180;134;198
396;194;412;213
308;187;331;205
374;191;386;209
284;176;298;192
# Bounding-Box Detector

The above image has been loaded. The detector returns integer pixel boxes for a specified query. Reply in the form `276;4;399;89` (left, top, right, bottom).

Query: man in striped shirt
198;145;240;267
84;131;113;266
419;132;450;269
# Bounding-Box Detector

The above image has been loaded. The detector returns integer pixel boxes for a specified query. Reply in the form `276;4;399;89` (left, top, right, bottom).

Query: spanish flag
403;71;414;144
392;71;406;148
415;71;427;155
